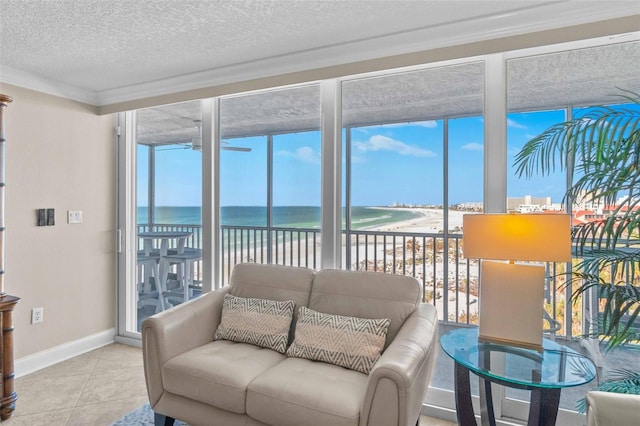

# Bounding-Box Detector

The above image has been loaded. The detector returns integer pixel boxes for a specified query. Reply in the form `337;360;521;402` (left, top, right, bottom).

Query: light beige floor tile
2;408;73;426
66;395;148;425
13;374;90;415
93;343;143;372
76;367;147;406
7;342;456;425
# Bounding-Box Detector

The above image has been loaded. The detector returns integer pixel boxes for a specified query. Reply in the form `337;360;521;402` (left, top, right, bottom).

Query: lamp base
479;261;545;352
478;334;543;352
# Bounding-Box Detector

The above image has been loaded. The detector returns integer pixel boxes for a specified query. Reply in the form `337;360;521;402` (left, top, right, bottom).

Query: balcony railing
345;230;481;326
138;223;575;336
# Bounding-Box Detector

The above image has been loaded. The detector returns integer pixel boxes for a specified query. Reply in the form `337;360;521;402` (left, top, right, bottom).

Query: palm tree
514;89;640;399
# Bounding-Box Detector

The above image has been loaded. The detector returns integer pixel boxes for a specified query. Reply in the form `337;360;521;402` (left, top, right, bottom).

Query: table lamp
463;213;571;351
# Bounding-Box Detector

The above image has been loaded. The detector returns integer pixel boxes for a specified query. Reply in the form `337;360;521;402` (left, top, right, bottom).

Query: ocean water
137;206;421;230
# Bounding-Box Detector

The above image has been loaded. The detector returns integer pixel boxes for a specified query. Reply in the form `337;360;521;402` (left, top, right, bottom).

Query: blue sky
138;109;583;208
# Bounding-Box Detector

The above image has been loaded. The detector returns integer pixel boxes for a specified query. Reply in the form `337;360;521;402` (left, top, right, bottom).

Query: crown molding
0;65;99;105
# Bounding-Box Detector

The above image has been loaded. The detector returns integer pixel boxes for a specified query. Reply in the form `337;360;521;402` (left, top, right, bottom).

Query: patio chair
137;251;164;313
163;248;203;307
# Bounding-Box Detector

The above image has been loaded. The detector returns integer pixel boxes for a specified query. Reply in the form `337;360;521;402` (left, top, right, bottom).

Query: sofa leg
154;412;175;426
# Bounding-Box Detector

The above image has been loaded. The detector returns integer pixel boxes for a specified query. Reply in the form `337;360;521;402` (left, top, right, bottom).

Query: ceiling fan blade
156;145;191;151
221;146;252;152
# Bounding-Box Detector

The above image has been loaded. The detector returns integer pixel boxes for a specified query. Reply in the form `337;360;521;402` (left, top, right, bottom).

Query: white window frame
115;30;639;424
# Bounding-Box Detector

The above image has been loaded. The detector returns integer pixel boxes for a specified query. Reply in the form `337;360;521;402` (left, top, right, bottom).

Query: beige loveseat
586;391;640;426
142;263;438;426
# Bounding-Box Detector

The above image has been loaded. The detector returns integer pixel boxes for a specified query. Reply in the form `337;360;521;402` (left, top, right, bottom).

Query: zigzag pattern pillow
214;294;295;353
287;306;391;374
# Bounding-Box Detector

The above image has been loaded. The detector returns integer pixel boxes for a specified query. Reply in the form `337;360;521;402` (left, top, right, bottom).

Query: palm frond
517;90;640;352
575;367;640;413
514;91;640;196
567;272;640;349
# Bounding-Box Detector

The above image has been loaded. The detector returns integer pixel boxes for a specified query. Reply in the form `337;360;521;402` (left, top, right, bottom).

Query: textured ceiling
136;40;640;145
1;0;638;106
508;42;640;111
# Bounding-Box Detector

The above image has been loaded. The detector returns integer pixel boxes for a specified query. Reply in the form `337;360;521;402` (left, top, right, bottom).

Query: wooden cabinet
0;296;18;420
0;94;20;420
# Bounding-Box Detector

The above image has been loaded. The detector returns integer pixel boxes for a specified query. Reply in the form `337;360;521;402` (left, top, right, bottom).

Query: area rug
110;403;187;426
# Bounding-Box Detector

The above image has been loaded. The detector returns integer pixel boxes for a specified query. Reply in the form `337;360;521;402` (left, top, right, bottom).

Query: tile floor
6;344;148;426
6;342;454;425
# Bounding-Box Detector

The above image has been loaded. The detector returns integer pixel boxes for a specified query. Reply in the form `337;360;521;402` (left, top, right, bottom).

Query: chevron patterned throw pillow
286;306;391;374
214;294;296;353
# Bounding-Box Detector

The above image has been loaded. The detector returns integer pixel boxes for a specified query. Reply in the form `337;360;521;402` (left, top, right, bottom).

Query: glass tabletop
440;328;596;389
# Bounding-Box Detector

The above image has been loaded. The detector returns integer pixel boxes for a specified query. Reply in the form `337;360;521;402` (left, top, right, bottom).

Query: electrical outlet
68;210;82;224
31;307;43;324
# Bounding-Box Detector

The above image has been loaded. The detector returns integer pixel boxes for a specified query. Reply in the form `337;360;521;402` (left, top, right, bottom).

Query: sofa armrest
586;391;640;426
142;288;228;405
360;303;438;426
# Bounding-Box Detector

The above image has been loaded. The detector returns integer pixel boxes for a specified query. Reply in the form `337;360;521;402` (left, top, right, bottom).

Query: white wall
0;83;115;360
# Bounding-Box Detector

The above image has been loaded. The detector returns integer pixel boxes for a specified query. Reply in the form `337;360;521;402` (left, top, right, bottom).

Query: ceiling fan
192;120;251;152
153;120;252;152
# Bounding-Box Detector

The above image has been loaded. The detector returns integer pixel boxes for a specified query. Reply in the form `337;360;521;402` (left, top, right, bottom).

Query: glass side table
440;327;596;426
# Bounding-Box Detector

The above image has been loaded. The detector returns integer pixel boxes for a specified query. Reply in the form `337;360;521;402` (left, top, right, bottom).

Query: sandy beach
366;207;467;233
349;208;478;322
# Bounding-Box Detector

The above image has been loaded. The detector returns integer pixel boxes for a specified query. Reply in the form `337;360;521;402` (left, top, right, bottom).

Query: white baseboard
422;402;458;424
114;334;142;349
15;328;115;378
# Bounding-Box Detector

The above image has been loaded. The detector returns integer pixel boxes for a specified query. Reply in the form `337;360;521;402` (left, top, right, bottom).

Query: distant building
507;195;561;212
573;190;605;212
455;202;483;211
572;209;607;226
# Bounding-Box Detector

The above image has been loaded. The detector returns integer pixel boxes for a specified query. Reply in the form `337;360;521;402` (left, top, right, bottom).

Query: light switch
46;208;55;226
37;209;46;226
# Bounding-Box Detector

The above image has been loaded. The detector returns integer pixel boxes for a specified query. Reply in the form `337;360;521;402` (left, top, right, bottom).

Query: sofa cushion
214;294;295;353
310;269;421;348
287;306;390;374
230;263;315;344
229;263;314;309
247;357;368;426
162;340;285;414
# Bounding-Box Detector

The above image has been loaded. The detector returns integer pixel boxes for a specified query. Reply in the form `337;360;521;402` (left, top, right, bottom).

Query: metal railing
137;224;203;251
345;230;481;326
220;225;321;285
138;223;576;336
217;225;486;327
137;223;204;288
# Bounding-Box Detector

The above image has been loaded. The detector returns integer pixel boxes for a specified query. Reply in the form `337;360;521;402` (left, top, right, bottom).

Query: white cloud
461;142;483;152
351;155;366;164
277;146;321;164
507;118;527;129
355;135;436;157
415;120;438;128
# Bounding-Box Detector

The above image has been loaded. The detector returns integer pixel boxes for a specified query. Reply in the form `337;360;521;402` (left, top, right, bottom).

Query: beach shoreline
363;207;467;233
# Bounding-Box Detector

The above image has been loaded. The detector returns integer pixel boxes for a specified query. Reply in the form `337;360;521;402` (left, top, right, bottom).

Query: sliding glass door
119;100;204;335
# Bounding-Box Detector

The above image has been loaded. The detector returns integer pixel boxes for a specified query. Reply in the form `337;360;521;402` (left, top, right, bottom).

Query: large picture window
219;85;322;281
118;36;640;424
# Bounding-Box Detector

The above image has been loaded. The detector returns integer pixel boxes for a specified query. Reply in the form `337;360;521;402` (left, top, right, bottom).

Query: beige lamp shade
463;213;571;262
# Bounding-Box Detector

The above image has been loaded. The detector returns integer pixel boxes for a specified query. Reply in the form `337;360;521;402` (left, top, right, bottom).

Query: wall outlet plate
68;210;83;224
31;307;43;324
